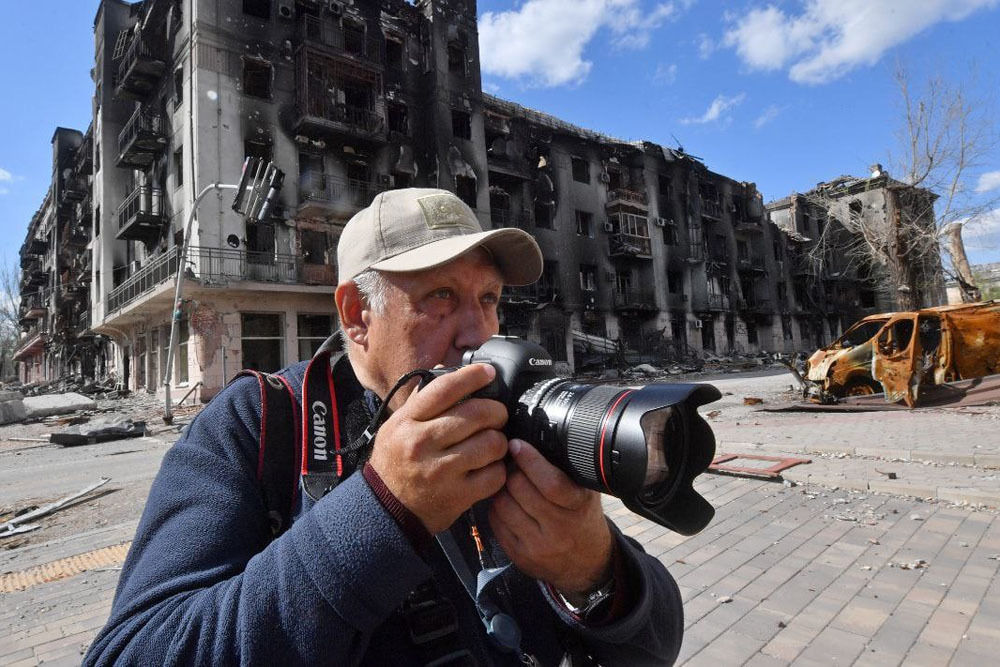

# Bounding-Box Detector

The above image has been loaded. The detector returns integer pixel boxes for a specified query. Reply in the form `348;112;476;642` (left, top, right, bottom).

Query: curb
719;440;1000;469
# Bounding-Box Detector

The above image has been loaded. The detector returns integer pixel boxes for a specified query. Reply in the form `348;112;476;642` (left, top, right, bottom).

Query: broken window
860;289;876;308
343;21;366;57
781;315;793;340
245;136;273;163
539;260;560;299
448;41;466;75
385;37;404;72
571;157;589;184
579;264;597;292
297;313;333;361
452;109;472;140
95;204;101;237
773;240;782;261
534;202;554;229
456;175;477;208
301;229;328;265
247;222;276;265
777;281;787;303
746;320;758;345
242;58;273;99
173;66;183;108
658;173;671;197
575;210;593;237
173;147;183;187
176;319;189;384
346;162;370;185
393;172;411;188
242;0;271;20
299;152;325;196
388;102;409;135
877;319;914;355
667;271;682;294
737;239;749;262
918;316;942;355
242;313;283;373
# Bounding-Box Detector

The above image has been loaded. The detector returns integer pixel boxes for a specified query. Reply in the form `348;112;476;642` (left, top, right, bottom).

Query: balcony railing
294;49;385;140
707;293;730;311
707;244;729;264
299;175;386;213
613;288;657;311
503;284;558;304
490;208;531;230
107;246;330;314
116;35;166;99
606;189;648;210
741;298;772;313
297;14;383;65
610;233;652;258
117;184;166;242
700;198;722;219
117;106;167;168
687;240;705;262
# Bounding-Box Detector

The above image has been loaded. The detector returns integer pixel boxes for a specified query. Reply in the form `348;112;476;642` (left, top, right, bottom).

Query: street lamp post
162;182;239;424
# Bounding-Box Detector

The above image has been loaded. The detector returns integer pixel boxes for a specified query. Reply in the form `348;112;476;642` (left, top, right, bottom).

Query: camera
431;336;721;535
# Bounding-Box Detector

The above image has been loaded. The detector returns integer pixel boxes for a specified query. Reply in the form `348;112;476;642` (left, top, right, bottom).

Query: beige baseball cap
337;188;543;286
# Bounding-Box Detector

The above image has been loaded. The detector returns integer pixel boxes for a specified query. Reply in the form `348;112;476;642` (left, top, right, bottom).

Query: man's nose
454;301;494;351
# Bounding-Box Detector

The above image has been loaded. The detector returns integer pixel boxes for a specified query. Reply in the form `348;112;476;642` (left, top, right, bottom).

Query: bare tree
0;256;22;378
798;64;998;308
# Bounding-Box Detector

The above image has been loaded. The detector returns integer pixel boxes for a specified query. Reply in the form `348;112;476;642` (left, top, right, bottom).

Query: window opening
242;313;284;372
571;157;589;183
242;58;273;99
297;313;334;360
452;109;471;140
242;0;271;20
575;210;592;237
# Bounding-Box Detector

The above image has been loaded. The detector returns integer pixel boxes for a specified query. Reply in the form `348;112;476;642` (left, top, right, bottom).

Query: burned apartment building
12;127;107;384
13;0;898;399
767;166;946;342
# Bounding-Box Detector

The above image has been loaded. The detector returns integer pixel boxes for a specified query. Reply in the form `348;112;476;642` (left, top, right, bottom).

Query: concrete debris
743;397;764;405
0;390;27;425
49;418;147;446
717;596;733;603
22;393;97;420
910;514;925;521
0;478;111;538
891;559;928;570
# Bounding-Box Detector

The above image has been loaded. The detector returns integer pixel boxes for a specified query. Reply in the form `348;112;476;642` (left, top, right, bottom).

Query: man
85;189;683;665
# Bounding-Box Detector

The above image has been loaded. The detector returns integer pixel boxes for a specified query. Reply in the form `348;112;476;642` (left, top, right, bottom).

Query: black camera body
434;336;721;535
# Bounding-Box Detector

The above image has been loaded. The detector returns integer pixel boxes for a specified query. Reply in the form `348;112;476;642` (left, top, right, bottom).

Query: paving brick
682;630;765;667
904;641;953;664
795;625;868;665
829;597;894;636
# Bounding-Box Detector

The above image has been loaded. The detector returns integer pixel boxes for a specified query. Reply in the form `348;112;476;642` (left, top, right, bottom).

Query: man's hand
489;440;614;595
368;363;509;535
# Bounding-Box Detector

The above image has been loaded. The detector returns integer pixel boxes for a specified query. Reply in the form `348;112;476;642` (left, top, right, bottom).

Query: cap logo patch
417;194;476;231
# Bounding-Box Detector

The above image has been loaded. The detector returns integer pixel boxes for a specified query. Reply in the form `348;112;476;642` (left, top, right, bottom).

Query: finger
509;439;588;510
406;363;497;419
504;468;562;525
438;428;508;473
491;486;543;537
422;397;508;445
489;503;522;554
464;460;507;501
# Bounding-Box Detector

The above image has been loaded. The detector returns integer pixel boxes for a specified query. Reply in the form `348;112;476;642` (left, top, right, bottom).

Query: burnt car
805;301;1000;406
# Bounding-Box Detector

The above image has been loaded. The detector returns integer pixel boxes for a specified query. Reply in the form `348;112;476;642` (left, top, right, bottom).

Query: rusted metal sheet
709;454;812;479
803;300;1000;407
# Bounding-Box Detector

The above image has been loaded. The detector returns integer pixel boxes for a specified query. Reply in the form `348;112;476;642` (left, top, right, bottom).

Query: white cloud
0;188;8;196
479;1;680;87
681;93;746;125
723;0;1000;85
696;33;716;59
653;62;677;85
961;209;1000;242
754;104;783;129
975;170;1000;193
0;167;12;182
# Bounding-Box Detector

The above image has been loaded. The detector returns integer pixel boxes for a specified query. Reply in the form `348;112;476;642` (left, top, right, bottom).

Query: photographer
85;189;684;666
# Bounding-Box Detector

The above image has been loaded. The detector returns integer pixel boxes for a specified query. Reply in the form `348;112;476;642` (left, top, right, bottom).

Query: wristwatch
556;575;616;621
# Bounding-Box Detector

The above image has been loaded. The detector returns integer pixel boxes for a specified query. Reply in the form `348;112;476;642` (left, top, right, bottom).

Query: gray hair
338;269;391;344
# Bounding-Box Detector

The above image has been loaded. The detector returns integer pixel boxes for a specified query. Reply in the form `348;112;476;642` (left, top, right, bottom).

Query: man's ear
335;282;368;346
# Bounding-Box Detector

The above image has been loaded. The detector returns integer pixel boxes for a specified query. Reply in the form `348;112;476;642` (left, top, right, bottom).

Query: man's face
362;249;503;398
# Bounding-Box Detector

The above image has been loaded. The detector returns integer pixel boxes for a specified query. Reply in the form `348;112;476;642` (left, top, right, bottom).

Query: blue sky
2;0;1000;270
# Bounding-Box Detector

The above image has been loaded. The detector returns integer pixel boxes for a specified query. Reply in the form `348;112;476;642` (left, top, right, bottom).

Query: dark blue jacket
84;356;683;666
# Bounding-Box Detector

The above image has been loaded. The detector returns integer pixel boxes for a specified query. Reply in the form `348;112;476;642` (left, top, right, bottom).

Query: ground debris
0;478;111;538
891;559;928;570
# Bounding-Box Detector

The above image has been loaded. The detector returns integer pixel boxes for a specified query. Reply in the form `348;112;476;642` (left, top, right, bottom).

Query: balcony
609;233;652;259
298;175;386;218
28;238;48;256
76;132;94;175
700;197;723;220
664;292;687;310
737;254;767;273
735;218;763;232
25;264;48;288
117;106;167;169
117;185;167;243
740;298;772;314
297;14;383;66
294;48;386;142
116;35;166;99
606;189;648;211
706;293;730;311
706;244;729;265
613;288;657;313
12;324;48;361
490;208;531;231
60;175;88;205
687;240;705;262
792;255;817;276
61;218;90;249
502;284;558;305
106;246;330;314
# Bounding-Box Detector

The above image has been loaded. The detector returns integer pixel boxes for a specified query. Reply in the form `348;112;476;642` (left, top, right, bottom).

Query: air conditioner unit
653;217;668;228
599;172;610;184
329;1;343;17
129;260;141;274
693;319;703;329
603;222;614;233
277;1;294;19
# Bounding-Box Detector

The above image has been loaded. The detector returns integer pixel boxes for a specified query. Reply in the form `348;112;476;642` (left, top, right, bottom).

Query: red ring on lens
597;390;634;491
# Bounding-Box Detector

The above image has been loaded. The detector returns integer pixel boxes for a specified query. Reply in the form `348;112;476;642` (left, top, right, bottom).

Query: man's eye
482;293;499;305
431;288;454;300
